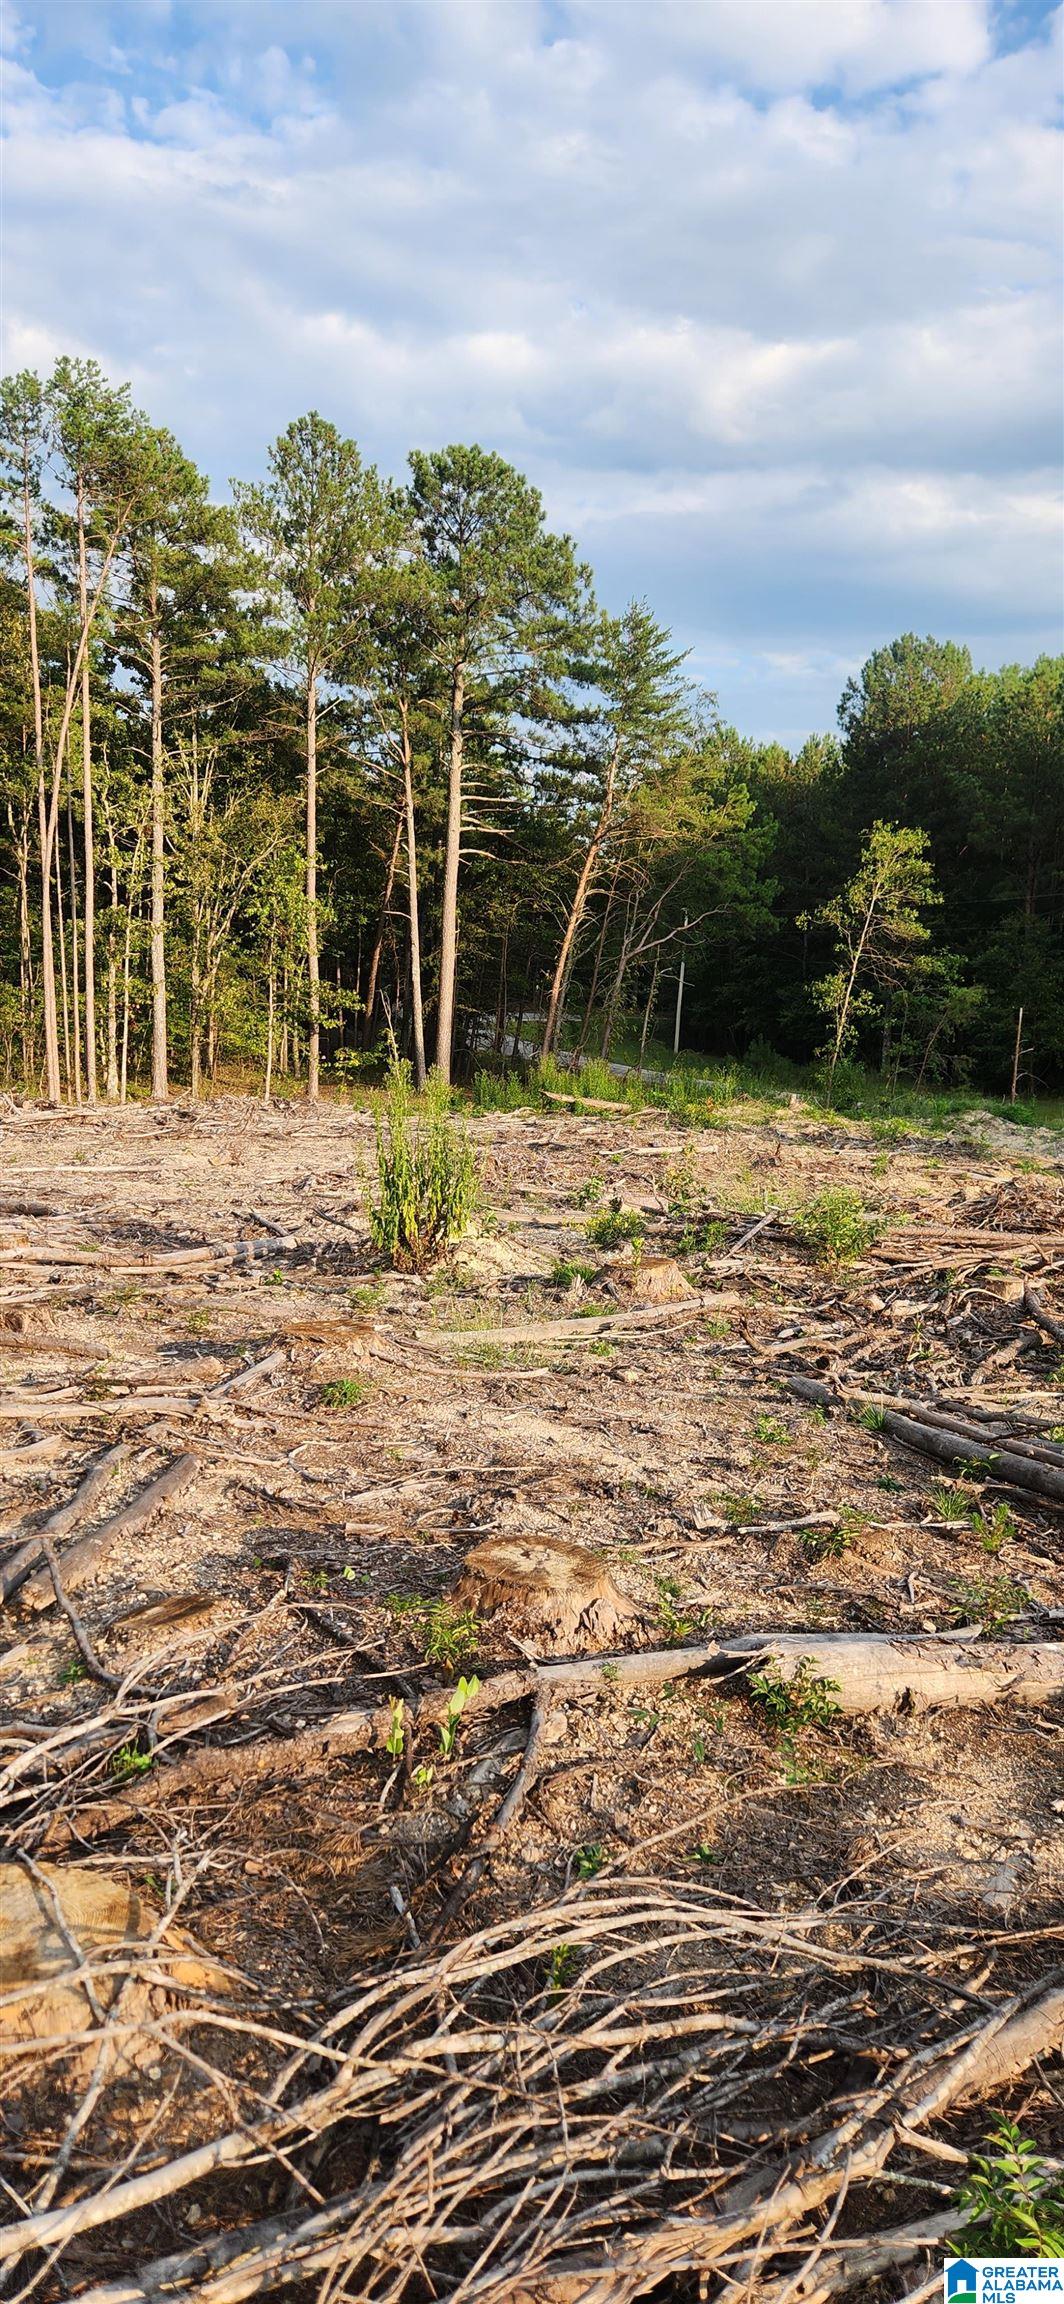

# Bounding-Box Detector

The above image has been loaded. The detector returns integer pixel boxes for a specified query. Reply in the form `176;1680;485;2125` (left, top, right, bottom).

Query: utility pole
673;913;688;1058
1010;1006;1024;1103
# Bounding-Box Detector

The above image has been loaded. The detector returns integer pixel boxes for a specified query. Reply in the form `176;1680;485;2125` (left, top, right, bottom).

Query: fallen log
419;1290;742;1346
883;1408;1064;1505
0;1440;129;1602
18;1453;200;1610
35;1631;1064;1833
1024;1280;1064;1347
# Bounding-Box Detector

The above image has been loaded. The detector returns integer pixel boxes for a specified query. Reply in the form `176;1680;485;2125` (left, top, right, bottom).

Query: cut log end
454;1536;644;1654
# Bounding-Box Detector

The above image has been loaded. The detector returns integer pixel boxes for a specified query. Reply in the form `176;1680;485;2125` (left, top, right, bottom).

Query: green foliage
971;1501;1017;1553
794;1187;880;1265
110;1742;153;1779
654;1574;694;1643
753;1413;790;1447
949;1573;1029;1632
438;1674;481;1756
586;1205;645;1250
547;1944;577;1991
387;1593;480;1672
953;2119;1064;2258
575;1842;608;1878
319;1377;367;1408
548;1257;598;1288
800;1523;849;1561
370;1064;478;1271
748;1657;841;1732
572;1175;604;1207
857;1403;886;1431
384;1699;405;1759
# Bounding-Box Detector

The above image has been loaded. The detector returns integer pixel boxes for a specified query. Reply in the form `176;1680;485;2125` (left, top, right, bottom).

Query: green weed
753;1413;790;1447
319;1377;367;1408
748;1657;841;1732
953;2118;1064;2258
575;1842;608;1878
438;1674;481;1757
586;1205;646;1251
386;1594;481;1673
370;1063;478;1271
794;1187;881;1265
548;1257;597;1288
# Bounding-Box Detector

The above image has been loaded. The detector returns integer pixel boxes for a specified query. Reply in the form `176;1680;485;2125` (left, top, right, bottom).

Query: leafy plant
572;1175;604;1208
110;1742;153;1779
548;1257;597;1288
386;1594;480;1673
319;1376;367;1408
748;1657;841;1733
949;1573;1029;1632
412;1762;435;1788
586;1205;645;1251
370;1063;478;1271
547;1943;577;1991
438;1674;481;1756
385;1698;405;1759
857;1403;886;1431
59;1659;86;1686
953;2118;1064;2258
801;1522;849;1562
654;1574;693;1643
794;1187;880;1265
931;1480;975;1522
753;1413;790;1447
970;1500;1017;1554
575;1842;608;1878
687;1841;720;1867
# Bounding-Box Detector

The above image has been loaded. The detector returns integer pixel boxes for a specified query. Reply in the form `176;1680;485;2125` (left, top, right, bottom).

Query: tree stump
454;1537;643;1653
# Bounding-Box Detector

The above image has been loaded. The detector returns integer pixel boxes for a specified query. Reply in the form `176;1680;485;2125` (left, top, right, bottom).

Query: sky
1;0;1061;744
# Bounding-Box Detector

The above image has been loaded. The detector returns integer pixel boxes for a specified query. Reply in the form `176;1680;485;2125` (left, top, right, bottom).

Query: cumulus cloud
1;0;1060;738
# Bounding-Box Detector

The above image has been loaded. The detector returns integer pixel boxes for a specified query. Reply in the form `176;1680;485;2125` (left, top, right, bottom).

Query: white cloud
1;0;1059;735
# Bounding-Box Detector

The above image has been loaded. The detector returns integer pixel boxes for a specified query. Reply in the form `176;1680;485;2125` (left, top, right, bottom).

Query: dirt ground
1;1092;1062;2293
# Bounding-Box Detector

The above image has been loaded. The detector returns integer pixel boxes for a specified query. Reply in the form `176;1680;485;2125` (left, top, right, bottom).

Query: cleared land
1;1093;1062;2301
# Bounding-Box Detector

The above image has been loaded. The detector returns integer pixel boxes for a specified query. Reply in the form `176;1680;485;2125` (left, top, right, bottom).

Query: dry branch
0;1440;128;1602
419;1290;741;1346
17;1453;200;1610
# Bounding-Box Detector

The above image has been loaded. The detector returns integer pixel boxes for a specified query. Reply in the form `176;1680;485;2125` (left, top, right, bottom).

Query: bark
882;1407;1064;1506
401;705;427;1089
541;749;618;1060
361;801;403;1051
77;476;98;1103
65;743;83;1103
14;796;33;1080
18;451;61;1102
19;1453;200;1611
435;662;465;1085
305;663;320;1100
105;830;119;1101
149;598;168;1101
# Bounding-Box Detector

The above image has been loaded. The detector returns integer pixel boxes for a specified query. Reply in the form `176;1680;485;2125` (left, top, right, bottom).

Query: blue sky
2;0;1061;742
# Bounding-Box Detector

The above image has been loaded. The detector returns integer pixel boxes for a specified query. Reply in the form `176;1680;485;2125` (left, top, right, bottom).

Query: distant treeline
2;360;1061;1103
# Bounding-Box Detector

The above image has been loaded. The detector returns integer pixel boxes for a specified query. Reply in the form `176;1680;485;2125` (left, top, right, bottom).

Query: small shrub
953;2118;1064;2257
931;1480;975;1522
438;1674;481;1756
949;1574;1029;1632
748;1657;841;1732
572;1174;604;1208
548;1257;597;1289
384;1698;405;1759
970;1501;1017;1554
319;1377;367;1408
110;1742;153;1779
857;1403;886;1431
654;1574;693;1643
801;1523;849;1562
794;1187;880;1265
370;1064;478;1271
387;1594;480;1672
586;1205;645;1251
575;1842;608;1878
753;1414;790;1447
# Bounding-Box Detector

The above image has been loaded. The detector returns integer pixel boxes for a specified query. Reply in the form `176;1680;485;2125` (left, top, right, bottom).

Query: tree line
1;358;1061;1106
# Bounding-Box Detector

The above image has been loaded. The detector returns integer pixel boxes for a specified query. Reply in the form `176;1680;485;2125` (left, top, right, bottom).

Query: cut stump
454;1536;643;1653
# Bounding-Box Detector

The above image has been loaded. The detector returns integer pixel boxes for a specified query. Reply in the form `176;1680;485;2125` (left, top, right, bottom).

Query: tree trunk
105;821;119;1101
577;859;622;1056
541;759;617;1060
402;710;427;1091
65;747;83;1105
435;663;465;1085
77;478;98;1104
149;600;168;1100
638;952;662;1073
306;665;320;1100
264;931;276;1103
361;802;403;1051
20;457;61;1102
54;824;73;1101
15;797;33;1081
